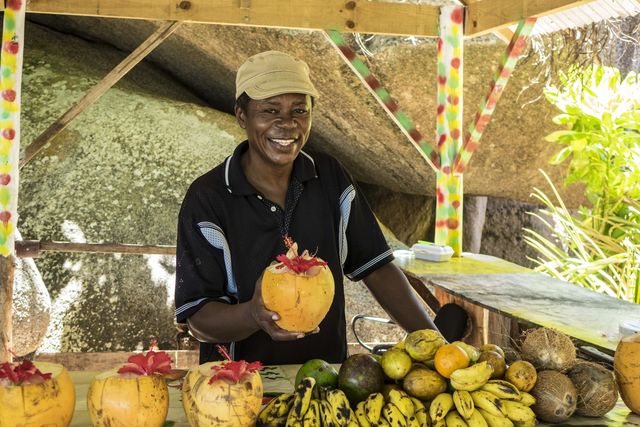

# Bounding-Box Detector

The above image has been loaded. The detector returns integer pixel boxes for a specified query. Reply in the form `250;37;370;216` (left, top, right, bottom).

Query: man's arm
362;261;439;333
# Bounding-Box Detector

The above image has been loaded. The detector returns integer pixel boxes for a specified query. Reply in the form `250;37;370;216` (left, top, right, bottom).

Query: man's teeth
271;138;296;146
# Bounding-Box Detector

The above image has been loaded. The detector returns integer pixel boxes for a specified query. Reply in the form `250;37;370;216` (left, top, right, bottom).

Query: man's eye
263;109;277;114
294;109;309;114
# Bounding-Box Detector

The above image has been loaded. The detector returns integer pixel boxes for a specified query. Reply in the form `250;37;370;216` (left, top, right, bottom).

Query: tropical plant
525;65;640;303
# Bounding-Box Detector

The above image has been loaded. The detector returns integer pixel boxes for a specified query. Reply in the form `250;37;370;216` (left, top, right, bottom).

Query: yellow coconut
614;333;640;415
87;368;169;427
261;240;335;333
0;361;75;427
182;361;263;427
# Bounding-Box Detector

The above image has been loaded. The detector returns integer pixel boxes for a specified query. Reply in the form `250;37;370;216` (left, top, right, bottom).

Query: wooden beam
465;0;596;36
0;256;15;363
26;0;440;37
15;240;176;257
20;20;181;168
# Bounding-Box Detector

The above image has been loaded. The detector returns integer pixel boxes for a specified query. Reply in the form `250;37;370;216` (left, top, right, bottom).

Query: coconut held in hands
261;236;335;333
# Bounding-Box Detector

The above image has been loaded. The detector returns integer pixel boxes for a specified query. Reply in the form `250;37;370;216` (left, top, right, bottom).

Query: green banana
429;393;454;422
501;401;535;423
287;377;316;425
383;403;407;427
465;410;488;427
356;401;372;427
470;391;506;418
258;392;295;424
326;389;352;426
475;409;513;427
449;362;493;392
516;392;535;407
365;392;385;424
445;411;469;427
480;381;520;400
389;389;416;418
452;391;475;420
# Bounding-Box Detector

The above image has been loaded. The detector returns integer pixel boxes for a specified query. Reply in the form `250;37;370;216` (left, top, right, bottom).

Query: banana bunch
257;377;360;427
356;389;430;427
427;380;538;427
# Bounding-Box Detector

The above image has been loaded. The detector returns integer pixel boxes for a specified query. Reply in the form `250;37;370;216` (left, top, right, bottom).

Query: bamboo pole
0;256;15;363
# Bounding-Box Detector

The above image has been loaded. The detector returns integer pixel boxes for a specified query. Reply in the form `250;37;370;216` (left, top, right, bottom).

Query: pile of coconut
514;327;619;423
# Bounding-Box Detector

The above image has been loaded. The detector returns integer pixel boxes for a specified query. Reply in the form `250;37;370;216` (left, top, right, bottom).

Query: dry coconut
531;370;578;423
567;360;618;417
521;327;576;371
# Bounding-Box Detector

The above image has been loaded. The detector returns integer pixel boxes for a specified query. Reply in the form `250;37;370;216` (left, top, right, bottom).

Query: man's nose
276;113;297;128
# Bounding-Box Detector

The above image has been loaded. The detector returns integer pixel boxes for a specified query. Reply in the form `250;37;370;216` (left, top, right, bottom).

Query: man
175;51;460;365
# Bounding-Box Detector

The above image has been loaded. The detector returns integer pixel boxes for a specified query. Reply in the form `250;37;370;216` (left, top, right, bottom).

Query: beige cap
235;50;319;101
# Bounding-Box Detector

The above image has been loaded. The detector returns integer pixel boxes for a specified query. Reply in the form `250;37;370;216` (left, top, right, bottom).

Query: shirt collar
224;140;318;195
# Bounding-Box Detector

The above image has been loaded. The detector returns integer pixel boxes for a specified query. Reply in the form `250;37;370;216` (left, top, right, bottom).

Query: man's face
235;93;313;168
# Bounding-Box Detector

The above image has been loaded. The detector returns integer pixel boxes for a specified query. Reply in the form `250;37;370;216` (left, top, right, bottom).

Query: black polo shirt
174;141;393;365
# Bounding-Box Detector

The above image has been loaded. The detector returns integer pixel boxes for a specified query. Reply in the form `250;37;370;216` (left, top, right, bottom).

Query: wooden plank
0;255;15;363
15;240;177;257
19;20;181;168
26;0;440;37
465;0;596;36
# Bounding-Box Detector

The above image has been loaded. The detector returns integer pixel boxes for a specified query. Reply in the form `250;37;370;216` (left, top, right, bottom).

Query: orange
434;343;470;378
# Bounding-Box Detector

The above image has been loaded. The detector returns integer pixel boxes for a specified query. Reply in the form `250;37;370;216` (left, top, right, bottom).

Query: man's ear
235;106;246;129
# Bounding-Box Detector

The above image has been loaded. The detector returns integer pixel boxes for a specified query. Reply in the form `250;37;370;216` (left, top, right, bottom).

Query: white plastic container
619;319;640;338
410;243;454;262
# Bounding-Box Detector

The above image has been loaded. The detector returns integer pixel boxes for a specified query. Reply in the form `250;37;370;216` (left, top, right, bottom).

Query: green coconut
567;360;618;417
530;370;577;423
521;327;576;371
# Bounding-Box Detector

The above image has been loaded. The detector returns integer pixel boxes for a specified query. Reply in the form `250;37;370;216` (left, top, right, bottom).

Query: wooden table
396;252;640;353
67;367;639;426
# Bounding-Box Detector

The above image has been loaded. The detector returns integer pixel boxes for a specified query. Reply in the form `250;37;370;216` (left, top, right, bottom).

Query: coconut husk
530;370;578;423
521;327;577;371
567;360;618;417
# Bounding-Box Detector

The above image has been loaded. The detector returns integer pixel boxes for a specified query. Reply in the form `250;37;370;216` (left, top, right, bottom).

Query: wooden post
0;256;15;363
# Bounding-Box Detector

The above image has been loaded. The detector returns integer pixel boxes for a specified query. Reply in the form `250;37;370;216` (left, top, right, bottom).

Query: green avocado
295;359;339;389
338;353;385;406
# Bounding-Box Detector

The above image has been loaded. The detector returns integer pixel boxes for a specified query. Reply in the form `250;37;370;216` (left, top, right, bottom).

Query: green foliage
525;65;640;304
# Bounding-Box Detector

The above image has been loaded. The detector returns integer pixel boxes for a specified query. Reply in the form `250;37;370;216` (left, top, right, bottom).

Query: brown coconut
521;327;576;371
530;370;578;423
567;360;618;417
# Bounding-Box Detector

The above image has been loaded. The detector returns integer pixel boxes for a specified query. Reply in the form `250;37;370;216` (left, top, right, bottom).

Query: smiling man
174;51;450;365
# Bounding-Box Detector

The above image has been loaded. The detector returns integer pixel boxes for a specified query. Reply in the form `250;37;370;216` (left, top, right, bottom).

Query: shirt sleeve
335;162;394;281
174;191;234;324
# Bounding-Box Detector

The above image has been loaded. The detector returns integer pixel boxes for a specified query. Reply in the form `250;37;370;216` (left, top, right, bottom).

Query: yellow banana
516;392;535;407
406;414;421;427
475;409;514;427
429;393;454;422
378;417;392;427
365;392;385;423
347;410;360;427
445;411;469;427
433;419;447;427
389;389;416;418
258;415;288;427
449;362;493;392
286;416;304;427
288;377;316;421
452;391;475;420
480;381;520;400
302;400;322;427
465;410;488;427
356;401;372;427
414;407;431;427
512;419;536;427
326;389;352;426
501;401;535;423
318;399;338;427
470;391;506;418
383;402;407;427
258;393;295;424
410;397;426;412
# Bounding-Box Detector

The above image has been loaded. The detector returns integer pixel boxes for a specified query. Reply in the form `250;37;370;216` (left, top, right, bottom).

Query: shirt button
270;206;277;212
257;195;263;200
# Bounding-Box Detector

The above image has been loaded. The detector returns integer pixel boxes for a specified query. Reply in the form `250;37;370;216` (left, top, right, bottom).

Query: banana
383;403;407;427
288;377;316;422
475;409;514;427
516;392;535;407
445;411;469;427
356;401;372;427
470;391;506;418
452;391;475;420
347;410;360;427
378;417;392;427
318;399;338;427
465;410;488;427
429;393;454;422
258;415;288;427
389;389;416;418
414;407;431;427
406;414;422;427
433;419;447;427
365;392;385;424
286;417;304;427
449;362;493;392
410;397;426;412
480;381;520;400
326;389;352;426
501;401;535;423
258;393;295;425
512;419;536;427
303;400;322;427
